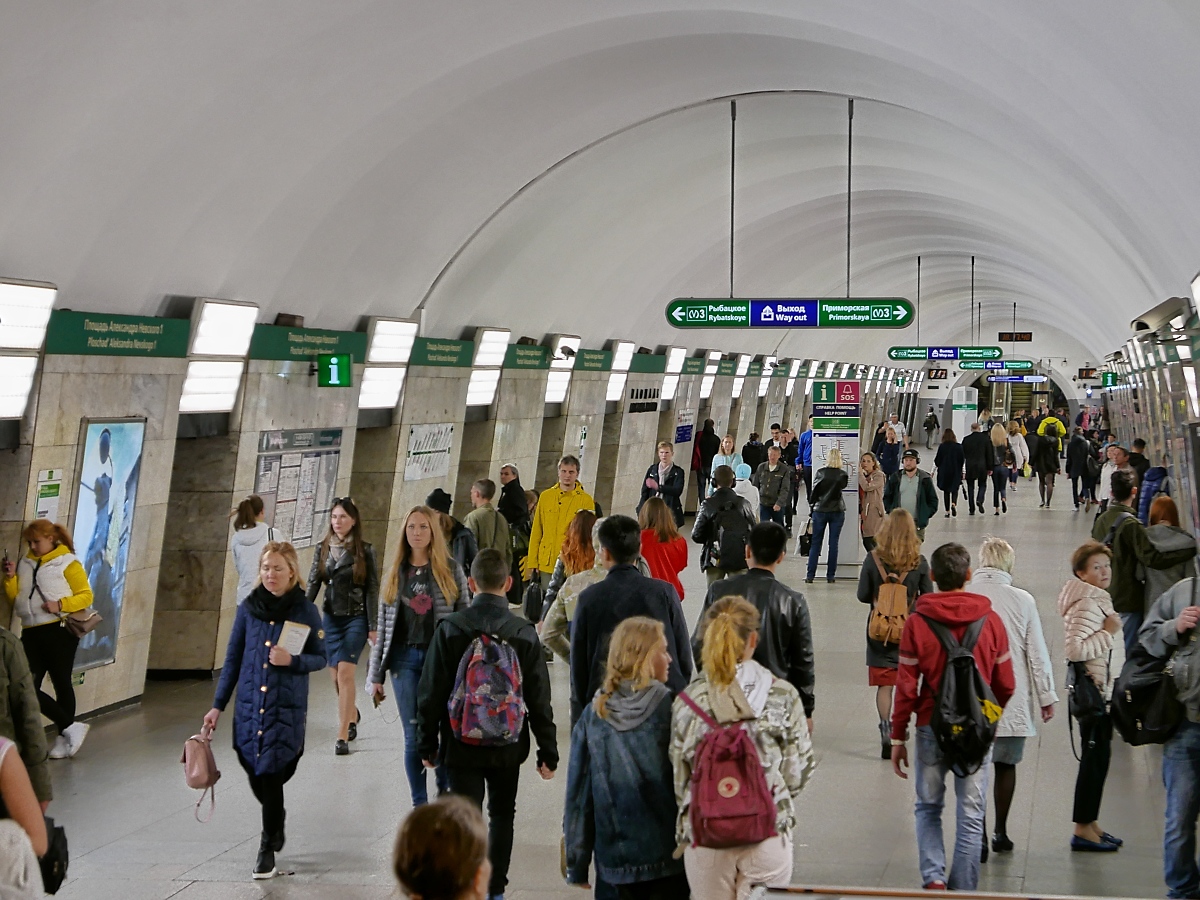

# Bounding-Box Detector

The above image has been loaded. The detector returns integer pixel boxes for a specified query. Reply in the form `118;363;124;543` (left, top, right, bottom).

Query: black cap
902;449;920;461
425;488;452;514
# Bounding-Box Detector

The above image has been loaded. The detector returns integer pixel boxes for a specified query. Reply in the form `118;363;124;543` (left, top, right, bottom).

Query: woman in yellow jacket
521;455;595;588
3;520;95;759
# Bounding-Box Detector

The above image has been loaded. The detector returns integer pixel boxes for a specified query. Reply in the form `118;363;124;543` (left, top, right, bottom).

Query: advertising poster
74;419;145;670
255;429;342;549
405;422;455;482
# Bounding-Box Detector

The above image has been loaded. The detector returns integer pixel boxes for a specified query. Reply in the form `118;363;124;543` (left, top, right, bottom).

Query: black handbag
1066;660;1106;721
522;580;545;625
797;519;813;557
40;815;69;894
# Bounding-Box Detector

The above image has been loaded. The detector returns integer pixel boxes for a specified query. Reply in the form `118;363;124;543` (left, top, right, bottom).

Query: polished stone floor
50;477;1171;899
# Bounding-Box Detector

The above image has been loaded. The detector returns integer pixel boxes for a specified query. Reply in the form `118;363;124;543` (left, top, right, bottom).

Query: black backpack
1111;647;1183;745
710;500;751;570
921;615;1003;776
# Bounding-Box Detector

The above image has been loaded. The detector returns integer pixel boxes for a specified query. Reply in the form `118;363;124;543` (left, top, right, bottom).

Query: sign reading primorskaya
45;310;190;357
666;298;914;329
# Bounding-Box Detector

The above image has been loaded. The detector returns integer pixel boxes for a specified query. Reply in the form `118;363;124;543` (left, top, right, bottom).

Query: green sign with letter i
317;353;353;388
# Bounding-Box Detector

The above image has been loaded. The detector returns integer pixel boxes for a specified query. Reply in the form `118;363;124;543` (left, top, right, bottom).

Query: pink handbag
182;725;221;822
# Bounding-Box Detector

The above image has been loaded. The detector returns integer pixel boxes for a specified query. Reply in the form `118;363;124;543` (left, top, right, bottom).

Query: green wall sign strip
771;363;789;377
681;357;705;375
45;310;190;357
249;324;367;363
409;337;474;367
717;359;736;376
575;349;612;372
316;353;353;387
503;344;550;369
812;416;860;430
959;347;1004;360
746;361;763;377
629;353;667;374
665;298;914;329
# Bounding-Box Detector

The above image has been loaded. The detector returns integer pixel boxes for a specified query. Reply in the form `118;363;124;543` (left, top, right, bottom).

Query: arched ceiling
3;2;1200;365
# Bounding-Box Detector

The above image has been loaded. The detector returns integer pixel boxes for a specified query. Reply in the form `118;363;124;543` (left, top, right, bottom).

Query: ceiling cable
846;98;854;299
729;100;736;299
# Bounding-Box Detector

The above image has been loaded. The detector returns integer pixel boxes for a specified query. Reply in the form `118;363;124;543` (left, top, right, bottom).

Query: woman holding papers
204;541;326;881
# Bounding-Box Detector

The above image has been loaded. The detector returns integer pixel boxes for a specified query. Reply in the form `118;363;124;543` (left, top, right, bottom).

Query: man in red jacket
891;542;1015;892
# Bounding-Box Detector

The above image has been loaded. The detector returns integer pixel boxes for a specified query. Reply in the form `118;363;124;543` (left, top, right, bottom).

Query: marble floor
48;478;1171;899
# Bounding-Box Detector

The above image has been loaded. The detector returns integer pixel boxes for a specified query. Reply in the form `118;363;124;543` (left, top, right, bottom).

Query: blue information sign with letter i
317;353;353;388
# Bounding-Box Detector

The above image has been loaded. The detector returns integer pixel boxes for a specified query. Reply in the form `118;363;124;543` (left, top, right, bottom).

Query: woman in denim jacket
565;616;685;899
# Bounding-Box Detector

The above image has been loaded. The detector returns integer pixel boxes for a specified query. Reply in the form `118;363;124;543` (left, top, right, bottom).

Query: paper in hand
278;621;311;656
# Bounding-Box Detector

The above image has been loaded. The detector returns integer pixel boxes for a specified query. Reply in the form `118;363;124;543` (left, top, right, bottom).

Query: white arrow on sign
671;307;685;322
893;306;908;321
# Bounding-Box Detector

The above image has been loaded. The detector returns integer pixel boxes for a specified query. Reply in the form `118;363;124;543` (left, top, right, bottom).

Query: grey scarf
602;680;670;732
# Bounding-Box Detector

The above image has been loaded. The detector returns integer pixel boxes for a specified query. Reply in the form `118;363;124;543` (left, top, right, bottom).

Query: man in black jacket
692;465;757;584
695;419;722;504
416;549;556;900
569;515;692;727
884;449;940;541
961;422;992;515
1129;438;1151;486
692;521;815;730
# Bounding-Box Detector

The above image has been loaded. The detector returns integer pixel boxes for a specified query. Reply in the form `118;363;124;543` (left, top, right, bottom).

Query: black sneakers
335;739;350;756
254;844;277;880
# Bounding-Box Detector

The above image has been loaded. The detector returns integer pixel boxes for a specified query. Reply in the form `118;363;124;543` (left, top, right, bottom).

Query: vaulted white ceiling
3;1;1199;364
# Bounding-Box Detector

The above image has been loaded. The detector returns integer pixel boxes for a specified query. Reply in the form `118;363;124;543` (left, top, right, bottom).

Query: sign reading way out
888;345;1002;361
666;298;914;329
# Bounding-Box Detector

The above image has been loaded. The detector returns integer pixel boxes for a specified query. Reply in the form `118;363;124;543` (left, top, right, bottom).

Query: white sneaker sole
252;868;277;880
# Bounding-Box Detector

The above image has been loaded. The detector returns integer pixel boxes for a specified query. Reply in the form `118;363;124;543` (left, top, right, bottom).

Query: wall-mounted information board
255;428;343;549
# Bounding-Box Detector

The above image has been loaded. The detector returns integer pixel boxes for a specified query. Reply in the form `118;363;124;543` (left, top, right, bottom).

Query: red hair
1150;495;1181;528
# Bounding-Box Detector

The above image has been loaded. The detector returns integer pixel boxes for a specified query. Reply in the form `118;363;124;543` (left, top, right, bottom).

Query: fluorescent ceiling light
606;372;627;401
358;366;406;409
0;282;55;351
785;378;796;397
550;335;581;370
1186;367;1199;417
545;370;572;403
868;366;877;379
662;374;681;401
757;374;770;398
700;375;716;399
473;328;510;367
732;377;745;399
735;354;750;377
824;362;835;377
190;299;257;357
804;378;814;396
466;368;501;406
611;341;636;373
840;363;851;378
179;360;245;413
788;360;803;378
665;347;687;374
704;350;722;375
0;355;37;418
367;319;418;364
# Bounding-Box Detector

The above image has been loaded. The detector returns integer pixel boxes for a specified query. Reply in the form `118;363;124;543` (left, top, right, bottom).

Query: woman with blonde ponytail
564;617;686;897
670;597;814;900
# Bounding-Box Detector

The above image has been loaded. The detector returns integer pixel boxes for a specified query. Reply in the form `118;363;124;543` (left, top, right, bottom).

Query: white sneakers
50;722;90;759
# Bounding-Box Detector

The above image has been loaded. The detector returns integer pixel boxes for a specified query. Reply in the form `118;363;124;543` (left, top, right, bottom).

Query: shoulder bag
32;571;102;638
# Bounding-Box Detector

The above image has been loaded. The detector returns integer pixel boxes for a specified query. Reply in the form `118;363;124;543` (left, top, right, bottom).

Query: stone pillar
537;359;609;495
593;355;666;518
661;371;703;512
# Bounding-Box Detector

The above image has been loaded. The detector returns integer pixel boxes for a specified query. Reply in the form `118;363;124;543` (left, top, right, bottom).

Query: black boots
254;838;277;880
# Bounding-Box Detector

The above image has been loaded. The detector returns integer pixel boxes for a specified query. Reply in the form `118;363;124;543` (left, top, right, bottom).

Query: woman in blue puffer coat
204;541;326;882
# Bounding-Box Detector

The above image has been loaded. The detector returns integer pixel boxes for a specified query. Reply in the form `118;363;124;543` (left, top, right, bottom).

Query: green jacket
0;627;51;802
463;503;512;569
883;468;940;529
1092;502;1196;614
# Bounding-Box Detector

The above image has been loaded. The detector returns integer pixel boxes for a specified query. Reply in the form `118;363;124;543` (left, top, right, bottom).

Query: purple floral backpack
448;620;525;746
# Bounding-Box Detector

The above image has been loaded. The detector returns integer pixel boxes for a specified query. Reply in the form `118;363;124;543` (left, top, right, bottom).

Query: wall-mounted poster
73;419;146;670
405;423;455;482
254;428;342;549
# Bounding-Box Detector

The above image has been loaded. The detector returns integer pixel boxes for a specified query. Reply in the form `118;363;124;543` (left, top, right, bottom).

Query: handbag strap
194;784;216;823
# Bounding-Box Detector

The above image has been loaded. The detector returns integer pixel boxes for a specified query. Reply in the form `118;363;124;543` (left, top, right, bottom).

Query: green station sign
812;416;861;431
409;337;473;367
959;360;1035;371
503;345;550;369
681;357;706;375
249;324;367;364
717;359;736;376
575;349;612;372
45;310;191;357
316;353;353;387
666;298;914;329
888;345;1003;361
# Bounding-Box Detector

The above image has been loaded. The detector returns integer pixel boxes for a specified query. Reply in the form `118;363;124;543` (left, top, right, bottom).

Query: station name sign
249;324;367;364
666;298;914;329
45;310;190;357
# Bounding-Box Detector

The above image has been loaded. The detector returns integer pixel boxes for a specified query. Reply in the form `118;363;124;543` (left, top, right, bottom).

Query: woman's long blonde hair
594;617;665;720
1006;420;1022;437
384;506;459;606
874;509;922;573
700;597;760;689
990;423;1008;447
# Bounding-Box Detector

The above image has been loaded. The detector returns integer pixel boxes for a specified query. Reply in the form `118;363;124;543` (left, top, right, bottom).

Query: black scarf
245;583;305;622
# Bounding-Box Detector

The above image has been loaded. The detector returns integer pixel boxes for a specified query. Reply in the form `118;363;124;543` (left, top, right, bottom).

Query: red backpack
678;690;778;849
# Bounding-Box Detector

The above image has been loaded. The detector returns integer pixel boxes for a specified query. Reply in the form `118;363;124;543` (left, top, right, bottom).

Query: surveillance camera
1131;296;1191;334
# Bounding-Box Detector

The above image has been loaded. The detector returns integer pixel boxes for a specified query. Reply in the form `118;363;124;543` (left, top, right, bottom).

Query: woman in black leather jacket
805;448;850;584
638;442;686;527
306;498;379;755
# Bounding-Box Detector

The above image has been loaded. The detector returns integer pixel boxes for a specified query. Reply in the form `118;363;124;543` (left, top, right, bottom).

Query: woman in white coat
1006;421;1029;491
967;536;1057;855
230;495;273;603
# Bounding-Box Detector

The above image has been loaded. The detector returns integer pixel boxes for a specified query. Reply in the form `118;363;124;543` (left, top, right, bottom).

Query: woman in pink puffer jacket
1057;540;1123;853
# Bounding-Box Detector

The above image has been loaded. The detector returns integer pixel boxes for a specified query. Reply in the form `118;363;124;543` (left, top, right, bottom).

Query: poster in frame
70;418;146;670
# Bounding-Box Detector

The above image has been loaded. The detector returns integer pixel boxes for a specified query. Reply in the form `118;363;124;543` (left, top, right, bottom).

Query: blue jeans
806;510;844;580
759;504;785;527
913;726;990;890
390;645;449;806
1121;612;1144;659
1164;721;1200;898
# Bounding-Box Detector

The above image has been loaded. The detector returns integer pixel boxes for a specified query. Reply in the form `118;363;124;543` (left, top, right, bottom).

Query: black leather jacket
809;466;849;513
691;487;757;570
305;542;380;631
691;568;815;716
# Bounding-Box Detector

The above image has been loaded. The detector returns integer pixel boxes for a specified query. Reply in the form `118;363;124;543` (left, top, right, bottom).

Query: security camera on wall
1131;296;1191;334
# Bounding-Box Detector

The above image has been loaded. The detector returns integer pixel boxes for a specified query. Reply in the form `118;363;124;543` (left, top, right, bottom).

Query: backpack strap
919;614;959;652
873;552;909;585
1104;512;1134;547
678;690;719;730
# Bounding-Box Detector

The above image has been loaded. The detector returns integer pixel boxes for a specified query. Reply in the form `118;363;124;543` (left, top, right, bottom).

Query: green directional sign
888;347;928;360
665;298;914;329
887;345;1003;361
1102;372;1120;387
959;346;1004;360
959;360;1034;371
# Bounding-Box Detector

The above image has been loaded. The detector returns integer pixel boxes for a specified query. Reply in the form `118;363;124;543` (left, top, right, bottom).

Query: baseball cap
902;449;920;461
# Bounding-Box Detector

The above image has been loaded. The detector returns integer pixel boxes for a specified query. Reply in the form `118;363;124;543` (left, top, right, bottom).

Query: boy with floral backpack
417;549;557;900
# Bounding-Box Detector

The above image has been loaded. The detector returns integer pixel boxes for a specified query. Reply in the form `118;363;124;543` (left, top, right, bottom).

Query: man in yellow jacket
522;455;595;588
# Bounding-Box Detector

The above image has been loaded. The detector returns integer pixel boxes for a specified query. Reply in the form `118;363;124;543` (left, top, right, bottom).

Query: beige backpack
868;552;911;645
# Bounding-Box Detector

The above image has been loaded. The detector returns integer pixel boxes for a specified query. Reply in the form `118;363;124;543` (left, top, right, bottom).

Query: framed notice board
255;429;343;549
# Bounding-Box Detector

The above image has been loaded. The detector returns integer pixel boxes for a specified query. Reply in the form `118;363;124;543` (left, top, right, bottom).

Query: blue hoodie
798;429;813;467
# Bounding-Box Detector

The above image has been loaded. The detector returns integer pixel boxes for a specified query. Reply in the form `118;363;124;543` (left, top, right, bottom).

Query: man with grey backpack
1140;574;1200;899
416;549;557;900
